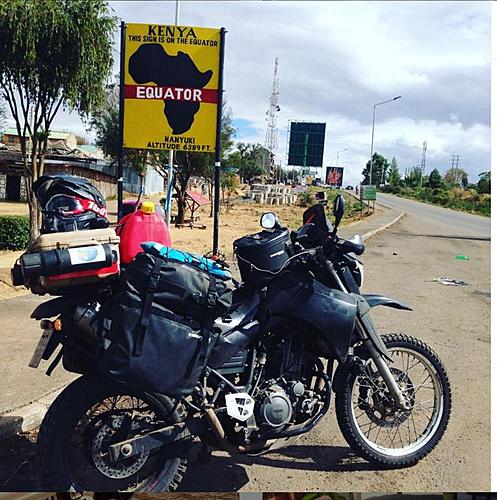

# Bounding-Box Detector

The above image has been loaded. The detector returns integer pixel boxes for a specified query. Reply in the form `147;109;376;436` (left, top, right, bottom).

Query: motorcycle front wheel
37;375;190;492
335;333;451;468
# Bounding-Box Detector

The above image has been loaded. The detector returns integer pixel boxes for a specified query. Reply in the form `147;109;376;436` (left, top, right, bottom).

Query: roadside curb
362;211;406;241
0;211;406;440
0;388;64;439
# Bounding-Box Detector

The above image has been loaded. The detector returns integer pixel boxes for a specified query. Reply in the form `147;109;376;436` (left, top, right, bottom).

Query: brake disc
91;415;150;479
359;367;415;428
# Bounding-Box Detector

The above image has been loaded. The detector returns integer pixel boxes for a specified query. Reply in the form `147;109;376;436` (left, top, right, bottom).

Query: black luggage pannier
233;228;291;287
97;252;232;396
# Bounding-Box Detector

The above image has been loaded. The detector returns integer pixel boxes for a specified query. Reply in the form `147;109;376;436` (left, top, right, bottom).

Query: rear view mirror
260;212;280;230
333;194;345;229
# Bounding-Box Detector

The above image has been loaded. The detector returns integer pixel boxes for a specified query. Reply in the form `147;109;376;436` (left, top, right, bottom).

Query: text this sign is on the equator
123;23;221;152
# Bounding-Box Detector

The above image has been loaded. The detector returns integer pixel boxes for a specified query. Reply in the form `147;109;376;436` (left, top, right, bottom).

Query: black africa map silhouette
128;43;213;134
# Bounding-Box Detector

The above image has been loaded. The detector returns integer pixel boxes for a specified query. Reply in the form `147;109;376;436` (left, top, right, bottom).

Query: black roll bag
97;252;233;397
233;228;291;287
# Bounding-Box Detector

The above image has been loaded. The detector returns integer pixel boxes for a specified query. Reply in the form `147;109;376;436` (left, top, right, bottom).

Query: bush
0;215;30;250
297;190;313;207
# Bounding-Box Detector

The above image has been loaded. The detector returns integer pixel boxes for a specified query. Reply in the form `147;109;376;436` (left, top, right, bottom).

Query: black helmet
33;174;110;234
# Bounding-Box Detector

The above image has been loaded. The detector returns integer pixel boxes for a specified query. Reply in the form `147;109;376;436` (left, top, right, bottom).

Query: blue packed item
140;242;232;280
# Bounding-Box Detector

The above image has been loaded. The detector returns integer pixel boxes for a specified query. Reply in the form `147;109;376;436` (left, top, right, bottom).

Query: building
1;128;78;150
0;142;117;202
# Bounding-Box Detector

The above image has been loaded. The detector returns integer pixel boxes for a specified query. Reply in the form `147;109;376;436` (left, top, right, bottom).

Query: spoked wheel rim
350;346;444;457
66;393;171;491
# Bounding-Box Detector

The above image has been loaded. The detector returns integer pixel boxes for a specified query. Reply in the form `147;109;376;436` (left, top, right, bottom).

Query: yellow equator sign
123;23;221;152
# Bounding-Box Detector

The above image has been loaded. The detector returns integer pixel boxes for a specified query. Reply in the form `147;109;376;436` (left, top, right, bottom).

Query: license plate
29;328;54;368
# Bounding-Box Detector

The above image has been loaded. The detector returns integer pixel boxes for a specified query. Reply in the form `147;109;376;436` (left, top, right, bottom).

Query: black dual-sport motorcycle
32;195;451;491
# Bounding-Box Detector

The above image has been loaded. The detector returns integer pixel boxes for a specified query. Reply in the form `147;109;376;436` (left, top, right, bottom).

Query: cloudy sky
20;0;490;186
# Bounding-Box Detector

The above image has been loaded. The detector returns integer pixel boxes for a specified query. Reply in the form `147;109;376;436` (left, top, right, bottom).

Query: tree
387;156;401;187
444;167;468;187
89;90;148;176
0;0;115;241
428;168;443;189
174;104;235;223
477;171;490;194
361;153;389;187
404;166;423;188
233;143;269;184
221;170;239;212
0;98;6;132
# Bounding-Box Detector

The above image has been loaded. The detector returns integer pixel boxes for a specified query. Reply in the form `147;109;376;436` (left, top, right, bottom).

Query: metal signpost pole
165;0;181;228
213;27;226;256
117;21;126;221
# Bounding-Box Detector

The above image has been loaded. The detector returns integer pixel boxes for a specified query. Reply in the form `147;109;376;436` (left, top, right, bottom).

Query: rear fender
31;296;83;319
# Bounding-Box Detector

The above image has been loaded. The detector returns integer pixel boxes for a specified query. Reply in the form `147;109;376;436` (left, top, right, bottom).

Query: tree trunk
174;178;189;225
208;181;213;218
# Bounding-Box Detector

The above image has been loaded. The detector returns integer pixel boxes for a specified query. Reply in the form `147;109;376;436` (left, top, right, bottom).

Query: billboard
123;23;221;152
325;166;344;187
287;122;326;167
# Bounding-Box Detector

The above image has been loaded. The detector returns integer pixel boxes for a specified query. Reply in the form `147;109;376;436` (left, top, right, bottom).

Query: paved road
376;193;490;238
0;202;490;491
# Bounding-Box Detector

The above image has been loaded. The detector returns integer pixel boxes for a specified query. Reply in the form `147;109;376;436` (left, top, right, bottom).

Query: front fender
362;294;412;311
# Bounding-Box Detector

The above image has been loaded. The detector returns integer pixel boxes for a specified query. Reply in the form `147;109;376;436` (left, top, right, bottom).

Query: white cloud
34;0;489;185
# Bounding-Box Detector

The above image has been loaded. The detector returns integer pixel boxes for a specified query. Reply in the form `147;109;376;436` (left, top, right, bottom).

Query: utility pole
264;57;280;181
419;140;427;187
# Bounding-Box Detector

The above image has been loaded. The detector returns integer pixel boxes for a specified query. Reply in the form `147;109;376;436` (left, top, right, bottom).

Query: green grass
383;186;490;217
292;187;367;228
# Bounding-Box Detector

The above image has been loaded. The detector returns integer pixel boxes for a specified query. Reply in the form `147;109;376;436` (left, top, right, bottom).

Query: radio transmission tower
265;57;280;178
419;140;427;186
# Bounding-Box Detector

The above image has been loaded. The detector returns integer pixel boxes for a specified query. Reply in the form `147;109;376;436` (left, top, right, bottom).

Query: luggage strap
133;257;163;356
185;273;217;376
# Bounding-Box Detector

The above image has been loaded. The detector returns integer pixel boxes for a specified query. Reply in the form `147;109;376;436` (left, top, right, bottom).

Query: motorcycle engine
222;332;324;442
254;333;321;432
258;383;294;428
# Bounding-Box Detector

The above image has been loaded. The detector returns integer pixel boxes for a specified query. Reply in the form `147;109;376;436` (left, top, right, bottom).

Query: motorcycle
30;195;451;491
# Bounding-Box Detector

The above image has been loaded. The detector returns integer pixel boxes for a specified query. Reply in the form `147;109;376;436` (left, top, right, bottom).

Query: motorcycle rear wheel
37;375;190;492
335;333;451;468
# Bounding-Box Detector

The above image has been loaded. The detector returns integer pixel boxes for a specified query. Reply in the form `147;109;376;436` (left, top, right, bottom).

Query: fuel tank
208;287;261;369
266;268;358;362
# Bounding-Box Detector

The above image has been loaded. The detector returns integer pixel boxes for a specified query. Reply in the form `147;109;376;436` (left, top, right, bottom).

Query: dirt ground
0;193;367;300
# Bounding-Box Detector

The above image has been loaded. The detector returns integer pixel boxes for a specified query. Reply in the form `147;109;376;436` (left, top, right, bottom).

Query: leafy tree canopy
477;171;490;194
444;167;468;187
0;0;116;239
428;168;443;188
230;143;270;184
387;156;401;187
361;153;389;187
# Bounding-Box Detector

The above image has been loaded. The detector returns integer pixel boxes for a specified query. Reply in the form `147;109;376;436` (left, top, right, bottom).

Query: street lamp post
369;96;401;188
335;147;348;167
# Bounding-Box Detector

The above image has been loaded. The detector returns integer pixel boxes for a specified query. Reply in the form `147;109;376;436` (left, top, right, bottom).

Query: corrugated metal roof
2;128;72;140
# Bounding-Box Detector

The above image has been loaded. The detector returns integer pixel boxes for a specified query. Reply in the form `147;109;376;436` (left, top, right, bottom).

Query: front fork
355;315;410;411
324;258;410;411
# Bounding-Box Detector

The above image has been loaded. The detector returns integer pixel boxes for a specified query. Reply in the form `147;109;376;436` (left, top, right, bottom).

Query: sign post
119;22;225;252
213;27;226;257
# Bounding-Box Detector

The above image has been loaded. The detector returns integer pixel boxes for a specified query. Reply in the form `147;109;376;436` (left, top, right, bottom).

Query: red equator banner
124;84;218;104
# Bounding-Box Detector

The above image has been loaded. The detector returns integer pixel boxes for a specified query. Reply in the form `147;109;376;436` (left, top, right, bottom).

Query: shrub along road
0;198;490;491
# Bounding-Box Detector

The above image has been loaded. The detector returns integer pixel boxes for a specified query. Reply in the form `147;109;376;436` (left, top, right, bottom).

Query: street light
369;95;401;187
335;147;348;167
